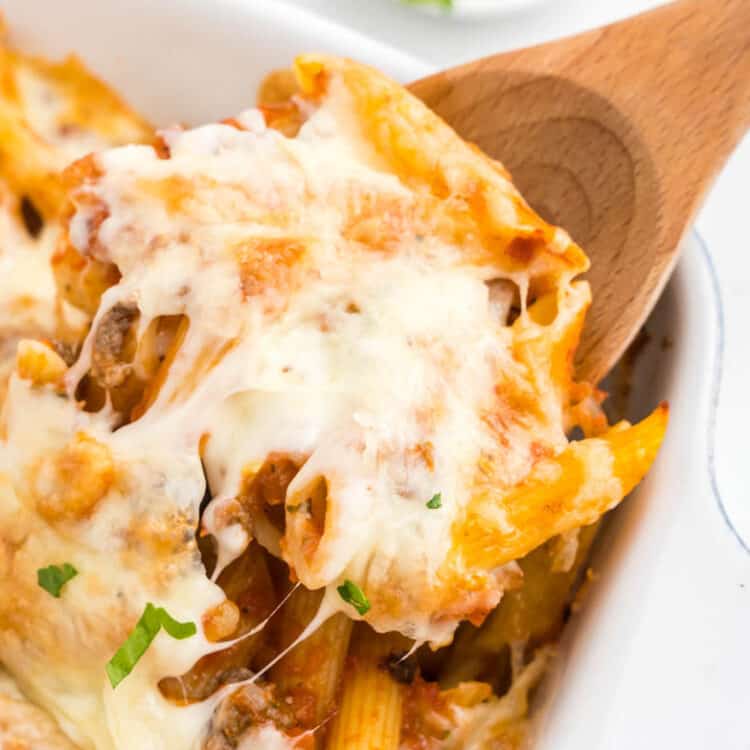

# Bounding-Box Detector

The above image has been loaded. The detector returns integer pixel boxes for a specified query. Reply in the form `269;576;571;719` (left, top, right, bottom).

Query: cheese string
194;590;338;714
192;582;302;659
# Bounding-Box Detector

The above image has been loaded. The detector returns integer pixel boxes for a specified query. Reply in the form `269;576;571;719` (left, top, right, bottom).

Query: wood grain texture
410;0;750;383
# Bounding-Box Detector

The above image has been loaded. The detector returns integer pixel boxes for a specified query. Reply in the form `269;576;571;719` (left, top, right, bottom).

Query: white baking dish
3;0;747;746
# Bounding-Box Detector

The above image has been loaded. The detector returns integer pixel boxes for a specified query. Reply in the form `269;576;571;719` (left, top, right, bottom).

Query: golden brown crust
0;45;152;219
293;56;588;283
30;432;115;523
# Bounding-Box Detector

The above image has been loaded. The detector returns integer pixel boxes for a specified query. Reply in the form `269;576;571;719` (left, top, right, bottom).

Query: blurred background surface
286;0;668;65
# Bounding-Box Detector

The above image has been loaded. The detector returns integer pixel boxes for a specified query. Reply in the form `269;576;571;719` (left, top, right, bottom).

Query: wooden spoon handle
411;0;750;382
581;0;750;197
420;0;750;232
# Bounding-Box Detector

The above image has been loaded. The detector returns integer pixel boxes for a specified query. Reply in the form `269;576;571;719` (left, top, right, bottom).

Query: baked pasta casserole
0;29;667;750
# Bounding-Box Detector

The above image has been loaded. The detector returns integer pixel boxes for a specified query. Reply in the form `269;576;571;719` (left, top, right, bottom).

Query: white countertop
289;0;750;547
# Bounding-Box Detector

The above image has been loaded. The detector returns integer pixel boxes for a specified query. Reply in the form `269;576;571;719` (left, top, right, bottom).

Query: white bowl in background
2;0;430;126
534;232;749;750
2;0;747;747
397;0;551;20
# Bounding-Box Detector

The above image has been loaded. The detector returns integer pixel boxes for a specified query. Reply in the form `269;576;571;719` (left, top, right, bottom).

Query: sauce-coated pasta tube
326;628;406;750
271;587;353;741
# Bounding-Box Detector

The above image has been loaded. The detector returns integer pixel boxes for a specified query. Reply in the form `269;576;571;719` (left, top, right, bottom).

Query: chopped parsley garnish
37;563;78;598
106;603;197;688
337;579;371;615
426;492;442;509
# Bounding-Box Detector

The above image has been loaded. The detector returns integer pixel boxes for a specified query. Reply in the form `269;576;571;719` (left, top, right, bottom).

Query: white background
288;0;750;546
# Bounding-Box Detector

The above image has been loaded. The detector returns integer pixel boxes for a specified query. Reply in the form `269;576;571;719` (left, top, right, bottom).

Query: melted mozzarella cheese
236;725;295;750
200;252;510;640
14;65;102;165
440;647;551;750
0;187;85;401
10;56;151;168
0;207;57;335
0;667;79;750
67;93;559;642
0;375;228;750
0;71;572;750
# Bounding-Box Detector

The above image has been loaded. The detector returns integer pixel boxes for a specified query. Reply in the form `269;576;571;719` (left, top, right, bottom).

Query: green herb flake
337;579;371;615
37;563;78;598
426;492;442;510
106;603;196;688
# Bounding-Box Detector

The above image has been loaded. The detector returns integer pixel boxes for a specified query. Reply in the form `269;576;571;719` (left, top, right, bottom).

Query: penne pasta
442;522;600;686
271;587;353;739
450;403;668;573
0;30;671;750
326;627;407;750
256;69;305;137
0;44;151;217
293;55;588;282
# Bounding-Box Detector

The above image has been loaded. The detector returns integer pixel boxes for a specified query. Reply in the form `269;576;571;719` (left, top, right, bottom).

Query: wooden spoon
409;0;750;383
